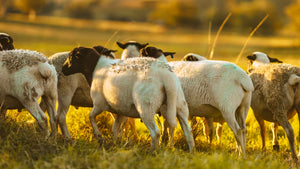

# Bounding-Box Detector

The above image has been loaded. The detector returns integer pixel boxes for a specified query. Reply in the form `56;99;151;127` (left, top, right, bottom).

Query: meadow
1;14;300;168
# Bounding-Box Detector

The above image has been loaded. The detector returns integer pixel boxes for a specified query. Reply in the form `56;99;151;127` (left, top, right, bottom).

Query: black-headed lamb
61;46;195;151
142;46;254;155
181;53;207;61
0;49;58;136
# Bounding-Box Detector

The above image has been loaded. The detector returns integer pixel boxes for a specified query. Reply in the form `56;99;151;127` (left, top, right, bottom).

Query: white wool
0;49;57;136
87;57;194;151
121;45;140;59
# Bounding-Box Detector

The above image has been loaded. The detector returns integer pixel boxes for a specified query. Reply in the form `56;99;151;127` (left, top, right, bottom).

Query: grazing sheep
247;52;298;153
0;33;14;51
142;46;254;155
182;53;207;61
248;62;300;160
62;46;195;151
116;41;148;59
0;49;58;136
42;46;119;139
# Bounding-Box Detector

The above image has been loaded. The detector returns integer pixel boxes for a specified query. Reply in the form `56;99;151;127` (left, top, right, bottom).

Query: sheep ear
247;54;256;61
137;43;149;50
110;49;117;53
163;52;176;58
268;56;282;63
288;74;300;86
141;48;149;57
116;42;126;49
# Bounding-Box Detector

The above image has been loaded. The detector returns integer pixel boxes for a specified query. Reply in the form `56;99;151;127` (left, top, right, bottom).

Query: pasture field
1;14;300;168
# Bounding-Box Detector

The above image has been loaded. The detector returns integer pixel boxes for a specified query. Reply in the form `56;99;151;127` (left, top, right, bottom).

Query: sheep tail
239;74;254;92
162;74;178;128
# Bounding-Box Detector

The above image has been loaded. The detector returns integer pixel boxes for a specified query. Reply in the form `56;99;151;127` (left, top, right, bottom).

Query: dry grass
1;14;300;168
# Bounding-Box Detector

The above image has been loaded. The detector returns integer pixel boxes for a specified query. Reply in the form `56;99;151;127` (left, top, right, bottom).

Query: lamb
61;46;195;151
116;41;148;59
248;62;300;160
0;49;58;136
247;52;299;155
142;46;254;155
42;46;118;139
0;33;14;51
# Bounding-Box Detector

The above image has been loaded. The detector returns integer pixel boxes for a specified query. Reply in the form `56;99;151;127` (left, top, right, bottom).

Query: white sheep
142;46;254;155
61;46;195;151
247;51;282;73
47;43;146;139
0;49;58;136
248;62;300;160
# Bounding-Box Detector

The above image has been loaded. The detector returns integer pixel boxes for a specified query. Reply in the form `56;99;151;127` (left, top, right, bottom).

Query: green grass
1;14;300;168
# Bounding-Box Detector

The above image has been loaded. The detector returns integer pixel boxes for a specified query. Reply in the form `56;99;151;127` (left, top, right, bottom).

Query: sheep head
62;46;115;85
0;33;14;51
142;46;175;59
247;52;282;65
116;41;149;50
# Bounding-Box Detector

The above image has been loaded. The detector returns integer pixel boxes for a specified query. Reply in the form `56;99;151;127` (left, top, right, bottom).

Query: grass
1;14;300;168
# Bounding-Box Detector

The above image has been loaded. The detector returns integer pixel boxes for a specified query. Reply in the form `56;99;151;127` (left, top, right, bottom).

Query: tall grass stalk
208;13;232;60
235;14;269;64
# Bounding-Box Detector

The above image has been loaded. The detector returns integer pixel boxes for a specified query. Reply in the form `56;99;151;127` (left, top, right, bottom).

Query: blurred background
1;0;300;68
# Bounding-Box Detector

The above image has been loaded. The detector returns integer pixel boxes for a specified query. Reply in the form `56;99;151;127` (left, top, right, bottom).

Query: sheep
0;33;14;51
142;46;254;155
0;49;58;136
247;52;298;152
42;46;120;139
248;62;300;160
116;41;148;59
181;53;207;61
61;46;195;152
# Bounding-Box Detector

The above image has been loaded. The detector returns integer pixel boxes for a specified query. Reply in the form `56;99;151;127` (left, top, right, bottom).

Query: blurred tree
0;0;11;18
65;0;102;19
148;0;200;28
286;0;300;36
15;0;46;21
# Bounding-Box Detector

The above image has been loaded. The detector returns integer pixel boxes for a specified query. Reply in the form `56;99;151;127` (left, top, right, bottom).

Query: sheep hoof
273;145;280;151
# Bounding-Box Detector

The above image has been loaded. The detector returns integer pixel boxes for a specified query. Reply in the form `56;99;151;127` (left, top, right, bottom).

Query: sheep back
249;63;300;111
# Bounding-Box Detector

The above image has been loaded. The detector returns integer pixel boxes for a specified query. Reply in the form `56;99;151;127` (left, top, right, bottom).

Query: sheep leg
271;123;279;151
42;95;57;137
112;114;128;139
177;114;195;152
203;117;214;144
222;112;245;156
23;102;49;136
276;114;298;160
141;114;160;151
216;122;224;143
176;106;195;152
127;118;138;139
162;119;169;144
89;106;105;142
254;115;266;150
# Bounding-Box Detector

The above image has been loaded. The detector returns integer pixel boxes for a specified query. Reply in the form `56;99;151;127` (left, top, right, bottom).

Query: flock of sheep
0;32;300;160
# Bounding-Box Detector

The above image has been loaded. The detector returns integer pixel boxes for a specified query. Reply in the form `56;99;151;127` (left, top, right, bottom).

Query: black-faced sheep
0;49;58;136
43;46;118;138
142;46;254;155
61;46;195;151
